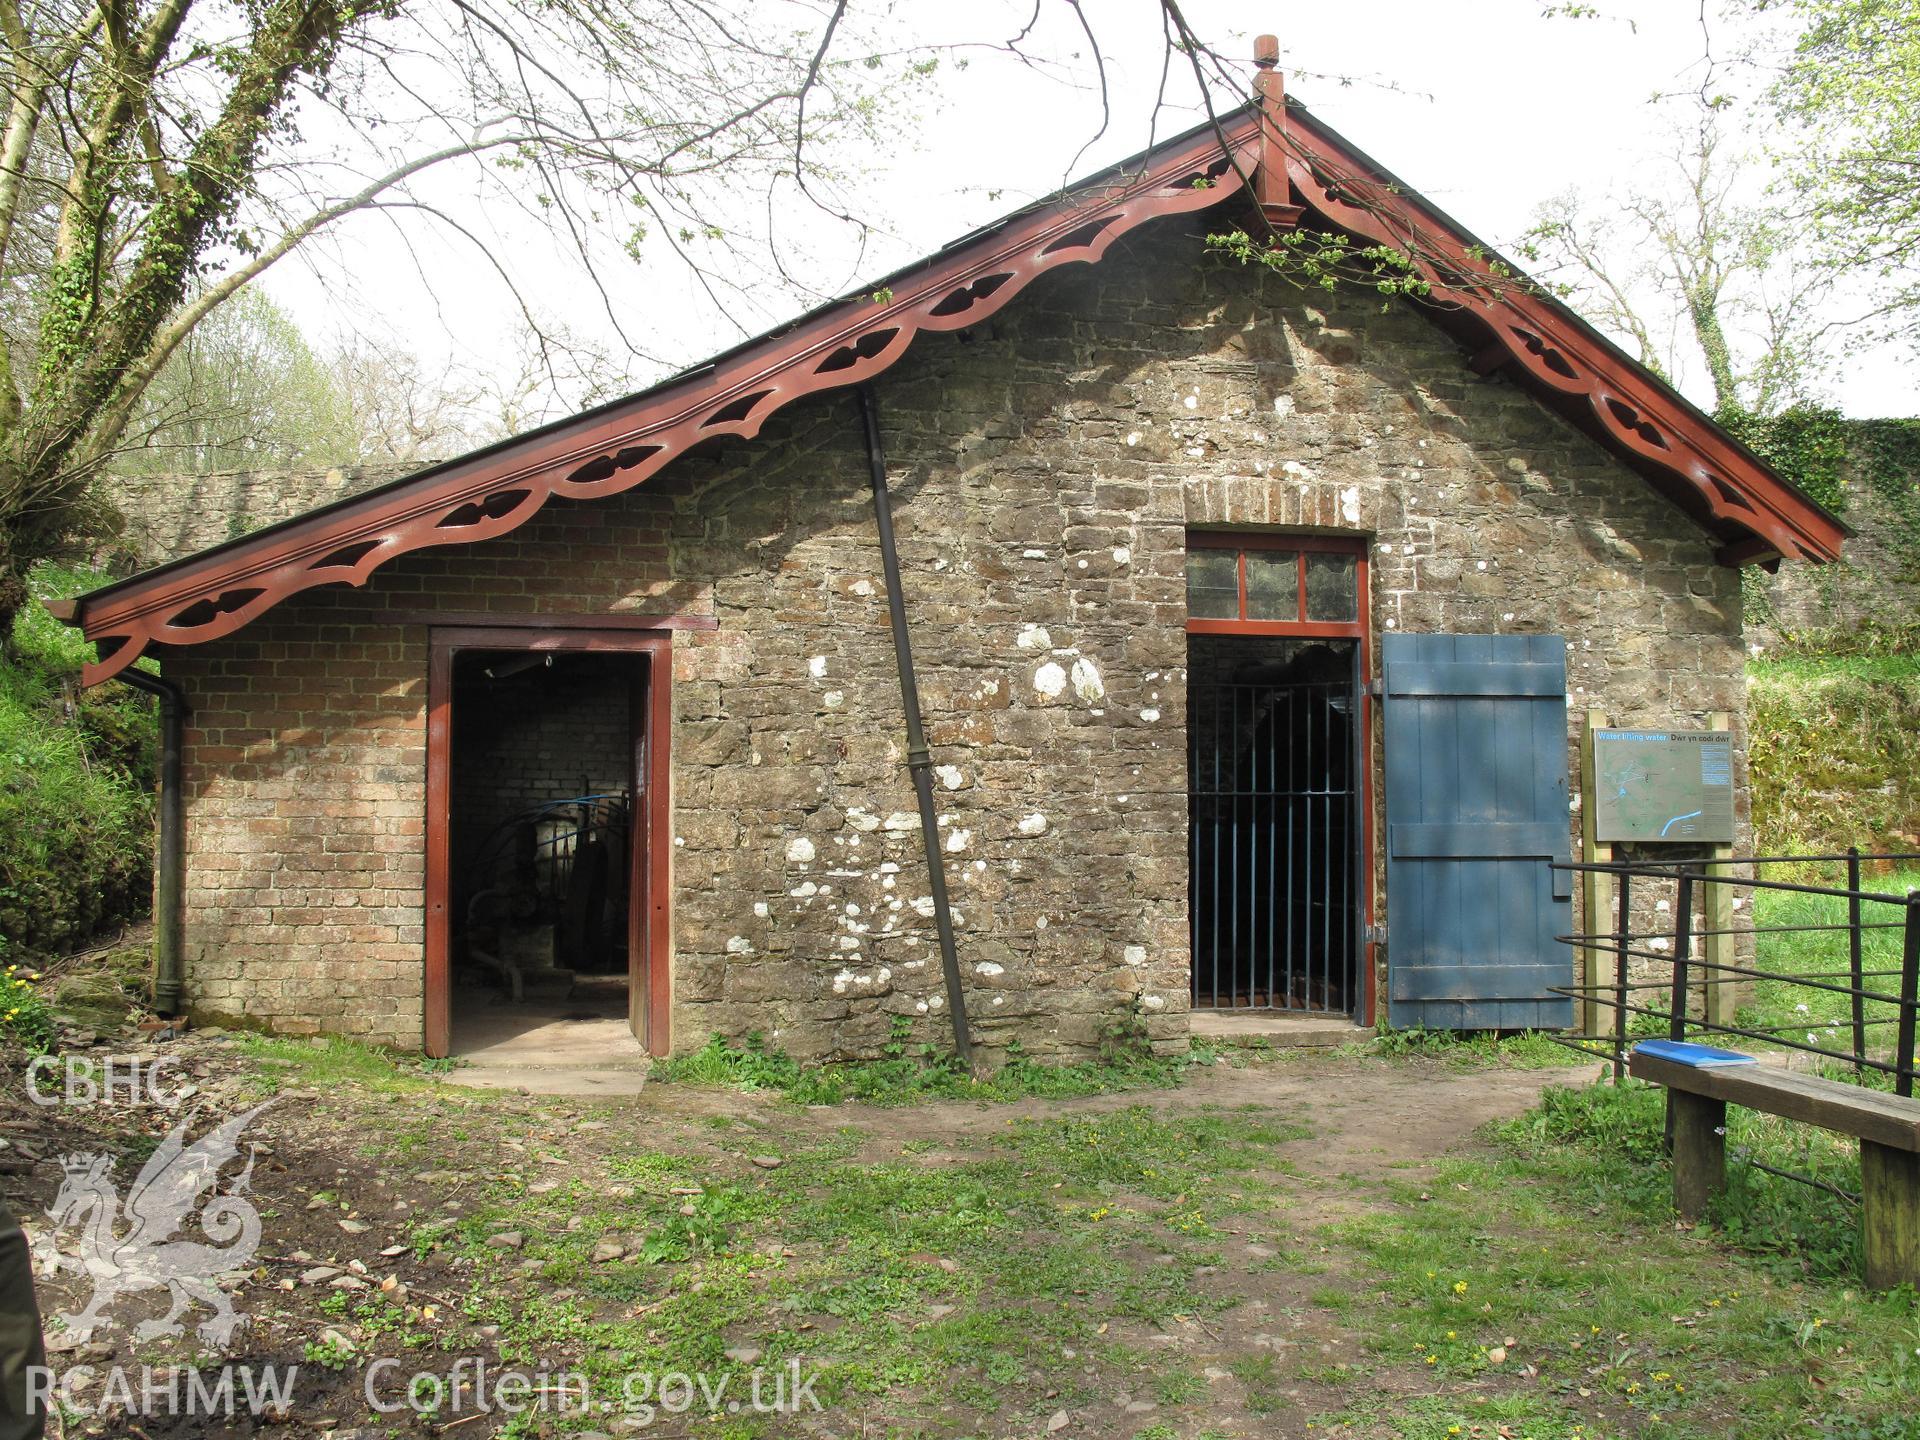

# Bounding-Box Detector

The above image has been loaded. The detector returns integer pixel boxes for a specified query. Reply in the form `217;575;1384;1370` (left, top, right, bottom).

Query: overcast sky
263;0;1916;422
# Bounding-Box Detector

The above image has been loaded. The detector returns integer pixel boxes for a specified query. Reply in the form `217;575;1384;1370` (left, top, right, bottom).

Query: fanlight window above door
1185;534;1366;637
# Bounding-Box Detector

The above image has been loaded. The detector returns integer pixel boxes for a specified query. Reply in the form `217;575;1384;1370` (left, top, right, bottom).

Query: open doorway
1188;636;1361;1015
425;627;671;1059
1184;532;1370;1021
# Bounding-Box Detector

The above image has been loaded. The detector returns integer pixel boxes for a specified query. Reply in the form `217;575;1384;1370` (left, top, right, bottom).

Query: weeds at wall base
649;1023;1218;1105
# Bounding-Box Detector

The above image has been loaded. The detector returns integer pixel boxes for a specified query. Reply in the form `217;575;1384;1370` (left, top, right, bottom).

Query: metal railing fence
1550;850;1920;1096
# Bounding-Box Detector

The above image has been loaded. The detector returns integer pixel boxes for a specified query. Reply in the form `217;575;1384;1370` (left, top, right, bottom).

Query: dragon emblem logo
38;1102;271;1347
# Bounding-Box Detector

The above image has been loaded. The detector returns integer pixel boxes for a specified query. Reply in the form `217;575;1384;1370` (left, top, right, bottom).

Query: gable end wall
163;221;1746;1055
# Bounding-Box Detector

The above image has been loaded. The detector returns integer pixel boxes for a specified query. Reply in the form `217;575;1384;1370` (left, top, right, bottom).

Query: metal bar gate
1188;645;1358;1014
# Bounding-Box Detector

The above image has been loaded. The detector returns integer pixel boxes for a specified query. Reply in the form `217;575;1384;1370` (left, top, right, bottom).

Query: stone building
55;83;1844;1061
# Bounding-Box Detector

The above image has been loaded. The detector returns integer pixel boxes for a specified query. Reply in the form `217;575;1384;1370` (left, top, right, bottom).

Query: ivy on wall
1723;406;1920;591
1848;417;1920;575
1717;405;1854;515
1719;406;1920;565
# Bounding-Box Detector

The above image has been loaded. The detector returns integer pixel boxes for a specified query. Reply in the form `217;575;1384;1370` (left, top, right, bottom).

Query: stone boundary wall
1752;462;1920;645
101;463;419;567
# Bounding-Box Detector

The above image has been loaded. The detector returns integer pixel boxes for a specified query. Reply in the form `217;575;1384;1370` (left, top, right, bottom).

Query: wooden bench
1630;1047;1920;1290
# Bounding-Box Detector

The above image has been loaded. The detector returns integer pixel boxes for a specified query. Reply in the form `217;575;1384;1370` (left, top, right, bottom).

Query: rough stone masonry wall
162;217;1745;1055
1753;461;1920;645
103;463;414;566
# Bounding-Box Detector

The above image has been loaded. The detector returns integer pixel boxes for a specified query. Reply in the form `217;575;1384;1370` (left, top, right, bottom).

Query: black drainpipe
116;670;187;1015
857;384;975;1070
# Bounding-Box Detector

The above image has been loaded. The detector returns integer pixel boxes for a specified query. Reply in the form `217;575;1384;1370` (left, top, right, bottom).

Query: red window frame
1184;531;1368;639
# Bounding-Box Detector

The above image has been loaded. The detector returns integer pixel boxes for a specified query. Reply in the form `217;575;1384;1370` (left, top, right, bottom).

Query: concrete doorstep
1189;1009;1375;1049
443;990;652;1096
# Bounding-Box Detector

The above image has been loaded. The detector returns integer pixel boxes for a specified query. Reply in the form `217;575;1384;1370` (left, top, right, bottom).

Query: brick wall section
163;220;1746;1055
448;655;634;887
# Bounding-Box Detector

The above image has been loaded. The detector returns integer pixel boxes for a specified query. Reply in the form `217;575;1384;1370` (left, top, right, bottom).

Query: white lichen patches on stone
785;837;816;864
1272;394;1295;418
1112;546;1131;566
807;655;828;679
1124;945;1147;966
1022;548;1049;559
1184;393;1199;409
974;962;1004;977
944;828;972;853
1015;623;1052;650
1142;994;1166;1011
753;901;770;919
1140;709;1160;723
849;579;875;597
1340;485;1362;525
883;811;917;832
934;764;966;790
789;881;818;898
1017;813;1049;837
1033;661;1068;698
910;895;936;918
725;936;754;955
1125;431;1142;446
1069;656;1104;703
824;691;845;708
845;807;881;833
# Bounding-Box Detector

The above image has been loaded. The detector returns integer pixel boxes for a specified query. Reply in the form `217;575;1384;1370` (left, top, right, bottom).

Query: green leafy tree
1764;0;1920;342
110;289;358;474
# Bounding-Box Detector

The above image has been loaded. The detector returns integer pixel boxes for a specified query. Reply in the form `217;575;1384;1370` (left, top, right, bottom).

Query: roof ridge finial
1251;34;1302;229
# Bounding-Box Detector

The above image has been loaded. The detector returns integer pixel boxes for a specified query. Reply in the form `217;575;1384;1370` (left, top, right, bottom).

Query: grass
1310;1082;1920;1439
1372;1026;1594;1070
1748;650;1920;854
1740;865;1920;1071
230;1031;468;1097
656;1021;1597;1111
417;1102;1303;1436
148;1019;1920;1438
1512;1079;1869;1279
1750;652;1920;686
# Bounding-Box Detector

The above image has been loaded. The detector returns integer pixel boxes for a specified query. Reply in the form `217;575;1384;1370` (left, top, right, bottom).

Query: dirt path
818;1054;1606;1181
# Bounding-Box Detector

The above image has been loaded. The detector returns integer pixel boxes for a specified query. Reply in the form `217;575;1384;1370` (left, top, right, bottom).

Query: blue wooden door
1382;633;1573;1030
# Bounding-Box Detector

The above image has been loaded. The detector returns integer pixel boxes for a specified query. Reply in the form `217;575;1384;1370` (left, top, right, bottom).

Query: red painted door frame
425;625;674;1058
1184;532;1377;1026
